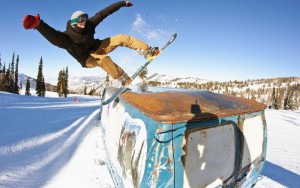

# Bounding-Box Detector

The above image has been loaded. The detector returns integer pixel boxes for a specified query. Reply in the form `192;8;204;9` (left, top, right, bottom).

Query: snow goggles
77;14;88;23
71;14;88;25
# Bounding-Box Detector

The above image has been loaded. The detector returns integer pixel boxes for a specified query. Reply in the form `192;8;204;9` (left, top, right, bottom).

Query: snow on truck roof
106;86;267;123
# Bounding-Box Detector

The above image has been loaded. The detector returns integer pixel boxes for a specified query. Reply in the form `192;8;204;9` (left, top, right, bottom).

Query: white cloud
131;14;171;45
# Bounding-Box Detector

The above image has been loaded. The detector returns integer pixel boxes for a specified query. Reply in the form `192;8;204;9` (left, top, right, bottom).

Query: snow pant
85;34;149;79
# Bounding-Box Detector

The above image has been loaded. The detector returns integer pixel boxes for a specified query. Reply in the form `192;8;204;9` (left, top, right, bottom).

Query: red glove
125;1;133;7
23;14;40;29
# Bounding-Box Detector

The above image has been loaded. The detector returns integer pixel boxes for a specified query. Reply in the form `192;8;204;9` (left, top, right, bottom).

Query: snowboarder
22;1;160;86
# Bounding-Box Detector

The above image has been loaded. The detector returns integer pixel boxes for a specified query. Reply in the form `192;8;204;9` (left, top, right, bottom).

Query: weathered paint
182;123;236;187
100;86;267;188
173;116;241;188
107;87;266;123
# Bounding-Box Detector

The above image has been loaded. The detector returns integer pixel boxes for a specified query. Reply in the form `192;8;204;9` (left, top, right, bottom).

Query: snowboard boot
117;72;132;86
22;14;41;29
144;46;160;61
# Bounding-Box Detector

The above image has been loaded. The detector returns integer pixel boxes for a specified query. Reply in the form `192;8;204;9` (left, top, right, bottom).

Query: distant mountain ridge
68;74;300;109
68;73;209;94
18;73;56;92
19;73;300;105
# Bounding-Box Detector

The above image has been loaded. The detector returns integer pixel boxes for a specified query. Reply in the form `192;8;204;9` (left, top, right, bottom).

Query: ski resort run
0;90;299;187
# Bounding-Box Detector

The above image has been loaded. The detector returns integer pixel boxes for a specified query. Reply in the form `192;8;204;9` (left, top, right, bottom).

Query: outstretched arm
36;21;72;49
89;1;132;26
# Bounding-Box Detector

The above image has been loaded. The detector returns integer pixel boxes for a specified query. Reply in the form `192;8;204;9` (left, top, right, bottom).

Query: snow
65;73;210;94
255;110;300;188
0;91;299;188
0;91;113;188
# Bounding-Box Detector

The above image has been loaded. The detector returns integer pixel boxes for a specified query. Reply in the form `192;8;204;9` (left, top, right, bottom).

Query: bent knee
112;34;129;42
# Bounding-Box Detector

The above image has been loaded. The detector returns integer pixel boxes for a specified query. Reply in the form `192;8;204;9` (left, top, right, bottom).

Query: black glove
125;1;133;7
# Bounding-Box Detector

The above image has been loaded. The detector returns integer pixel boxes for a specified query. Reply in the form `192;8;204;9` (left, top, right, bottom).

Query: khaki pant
85;34;149;79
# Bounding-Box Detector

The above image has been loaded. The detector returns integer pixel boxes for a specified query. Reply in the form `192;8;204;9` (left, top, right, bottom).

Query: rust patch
166;157;172;165
238;116;246;132
254;159;263;172
152;165;159;176
106;87;266;123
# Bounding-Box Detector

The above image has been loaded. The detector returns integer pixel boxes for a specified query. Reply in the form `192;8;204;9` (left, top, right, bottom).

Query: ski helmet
70;11;87;25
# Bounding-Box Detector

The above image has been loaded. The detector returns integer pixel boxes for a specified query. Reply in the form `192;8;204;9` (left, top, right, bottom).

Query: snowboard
101;33;177;105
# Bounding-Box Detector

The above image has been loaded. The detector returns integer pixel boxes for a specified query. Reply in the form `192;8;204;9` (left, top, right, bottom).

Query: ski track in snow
0;92;112;188
0;117;84;156
255;110;300;188
0;92;300;187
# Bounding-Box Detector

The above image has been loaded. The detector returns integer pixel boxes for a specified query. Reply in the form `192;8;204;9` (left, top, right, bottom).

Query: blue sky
0;0;299;83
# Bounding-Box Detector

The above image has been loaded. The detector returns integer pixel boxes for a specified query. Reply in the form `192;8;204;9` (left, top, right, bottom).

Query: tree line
0;53;20;94
269;84;299;110
146;77;300;111
1;53;69;98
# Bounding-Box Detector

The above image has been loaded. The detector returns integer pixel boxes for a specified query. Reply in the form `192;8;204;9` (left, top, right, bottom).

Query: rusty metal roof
106;87;266;123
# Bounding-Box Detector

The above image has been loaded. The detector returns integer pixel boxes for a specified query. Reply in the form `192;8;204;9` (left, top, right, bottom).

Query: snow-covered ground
255;110;300;188
0;91;113;188
0;91;299;188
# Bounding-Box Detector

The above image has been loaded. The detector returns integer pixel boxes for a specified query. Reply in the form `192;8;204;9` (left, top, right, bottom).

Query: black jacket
36;1;127;67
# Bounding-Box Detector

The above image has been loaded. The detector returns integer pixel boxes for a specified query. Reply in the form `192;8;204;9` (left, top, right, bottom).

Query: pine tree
0;55;2;91
278;87;285;109
273;88;280;109
63;67;69;97
270;87;277;109
84;85;87;95
4;63;9;92
57;70;64;97
41;74;46;96
36;57;46;97
5;54;16;93
288;86;298;110
14;55;20;94
10;53;15;81
56;67;69;97
25;78;31;96
284;84;291;110
0;54;2;74
1;63;6;91
5;63;14;93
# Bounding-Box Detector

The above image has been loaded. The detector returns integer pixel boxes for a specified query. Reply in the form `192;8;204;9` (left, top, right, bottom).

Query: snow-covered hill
68;73;209;94
0;92;299;188
68;75;107;91
18;73;37;89
18;73;57;93
19;72;299;107
68;74;299;94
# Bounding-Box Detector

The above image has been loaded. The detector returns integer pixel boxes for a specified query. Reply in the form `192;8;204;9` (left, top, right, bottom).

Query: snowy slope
0;92;113;188
68;75;107;91
0;92;299;188
255;110;300;188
